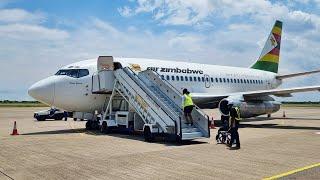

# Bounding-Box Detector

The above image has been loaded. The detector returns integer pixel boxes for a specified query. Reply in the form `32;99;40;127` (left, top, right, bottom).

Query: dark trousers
230;127;240;147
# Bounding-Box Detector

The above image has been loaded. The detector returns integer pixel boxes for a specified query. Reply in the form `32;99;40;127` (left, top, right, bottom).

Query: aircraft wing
241;85;320;97
192;85;320;107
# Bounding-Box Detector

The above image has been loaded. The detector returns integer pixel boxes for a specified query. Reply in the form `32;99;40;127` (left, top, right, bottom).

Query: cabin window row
160;75;264;84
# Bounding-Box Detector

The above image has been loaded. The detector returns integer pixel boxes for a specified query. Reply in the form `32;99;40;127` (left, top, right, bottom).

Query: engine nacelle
218;98;281;118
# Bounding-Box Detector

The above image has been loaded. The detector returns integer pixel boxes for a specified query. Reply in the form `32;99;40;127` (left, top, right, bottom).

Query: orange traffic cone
210;117;216;129
11;121;19;135
282;111;286;118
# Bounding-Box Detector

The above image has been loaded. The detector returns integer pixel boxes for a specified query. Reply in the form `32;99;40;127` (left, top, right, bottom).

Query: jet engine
218;98;281;118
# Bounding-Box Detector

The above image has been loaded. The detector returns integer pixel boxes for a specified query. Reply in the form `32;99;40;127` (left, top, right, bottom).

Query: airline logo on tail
251;20;282;73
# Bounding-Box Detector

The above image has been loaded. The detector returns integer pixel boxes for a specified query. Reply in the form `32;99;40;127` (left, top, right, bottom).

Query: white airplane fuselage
28;57;281;113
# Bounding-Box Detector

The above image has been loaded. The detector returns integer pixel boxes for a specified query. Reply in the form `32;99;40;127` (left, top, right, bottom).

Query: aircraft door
204;74;211;88
97;56;114;92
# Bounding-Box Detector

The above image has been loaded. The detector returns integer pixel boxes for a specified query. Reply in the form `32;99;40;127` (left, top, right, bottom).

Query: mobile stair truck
91;56;210;142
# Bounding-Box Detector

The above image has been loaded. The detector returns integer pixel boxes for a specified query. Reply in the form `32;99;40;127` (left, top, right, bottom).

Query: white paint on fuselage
29;57;281;113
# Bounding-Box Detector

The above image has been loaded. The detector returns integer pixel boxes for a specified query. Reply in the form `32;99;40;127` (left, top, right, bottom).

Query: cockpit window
55;69;89;78
78;69;89;77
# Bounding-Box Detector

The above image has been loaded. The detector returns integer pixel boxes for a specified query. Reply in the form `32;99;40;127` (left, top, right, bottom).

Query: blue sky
0;0;319;101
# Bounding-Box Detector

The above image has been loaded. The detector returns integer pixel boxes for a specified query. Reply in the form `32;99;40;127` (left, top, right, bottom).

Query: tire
85;121;92;130
175;135;182;143
100;122;110;134
144;126;154;142
91;121;99;130
73;118;77;121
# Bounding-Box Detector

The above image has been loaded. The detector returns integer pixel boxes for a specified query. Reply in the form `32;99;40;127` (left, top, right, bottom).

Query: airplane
28;20;320;121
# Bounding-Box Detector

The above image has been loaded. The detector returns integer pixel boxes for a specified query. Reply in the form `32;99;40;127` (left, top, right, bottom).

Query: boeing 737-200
28;20;320;119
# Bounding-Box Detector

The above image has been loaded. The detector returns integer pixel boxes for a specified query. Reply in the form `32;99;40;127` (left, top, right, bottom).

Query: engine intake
218;98;280;118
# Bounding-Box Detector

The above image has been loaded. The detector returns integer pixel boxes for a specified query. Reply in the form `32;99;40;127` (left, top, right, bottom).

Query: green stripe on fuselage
251;61;278;73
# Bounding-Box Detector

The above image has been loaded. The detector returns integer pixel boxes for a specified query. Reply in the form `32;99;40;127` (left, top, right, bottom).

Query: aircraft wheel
85;121;92;130
144;126;154;142
73;118;77;121
100;121;110;134
91;121;99;130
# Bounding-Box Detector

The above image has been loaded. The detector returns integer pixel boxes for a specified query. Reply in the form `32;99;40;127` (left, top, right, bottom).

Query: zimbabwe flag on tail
251;20;282;73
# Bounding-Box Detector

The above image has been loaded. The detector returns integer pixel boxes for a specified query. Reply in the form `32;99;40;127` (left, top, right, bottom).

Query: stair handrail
115;70;172;127
120;67;179;125
147;70;209;119
148;70;183;99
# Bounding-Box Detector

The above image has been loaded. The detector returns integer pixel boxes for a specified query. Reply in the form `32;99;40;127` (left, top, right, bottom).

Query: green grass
281;104;320;107
0;102;48;107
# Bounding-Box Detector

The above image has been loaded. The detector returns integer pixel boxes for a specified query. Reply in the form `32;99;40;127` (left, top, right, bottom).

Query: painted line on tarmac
263;162;320;180
0;169;14;180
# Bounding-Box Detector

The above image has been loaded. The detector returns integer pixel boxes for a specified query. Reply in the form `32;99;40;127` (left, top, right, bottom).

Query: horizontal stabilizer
276;69;320;80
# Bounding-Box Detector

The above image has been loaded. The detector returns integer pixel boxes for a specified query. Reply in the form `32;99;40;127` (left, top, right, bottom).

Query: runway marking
315;132;320;135
263;162;320;180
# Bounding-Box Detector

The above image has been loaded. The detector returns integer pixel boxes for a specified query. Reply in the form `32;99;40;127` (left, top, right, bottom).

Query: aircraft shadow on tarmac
22;129;207;146
240;116;320;122
240;124;320;130
22;128;86;135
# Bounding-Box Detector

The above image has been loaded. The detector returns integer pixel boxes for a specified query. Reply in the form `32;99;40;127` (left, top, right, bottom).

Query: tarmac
0;106;319;180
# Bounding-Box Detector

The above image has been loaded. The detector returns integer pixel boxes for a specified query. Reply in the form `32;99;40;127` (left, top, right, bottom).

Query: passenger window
244;79;247;84
223;78;226;83
166;75;170;80
211;77;214;82
240;79;243;83
202;77;205;82
171;76;175;81
215;78;218;82
250;80;252;84
189;77;193;81
161;75;164;80
227;78;229;83
185;76;188;81
194;77;197;81
230;79;233;83
176;76;179;81
219;78;222;83
181;76;184;81
198;77;201;81
237;79;240;83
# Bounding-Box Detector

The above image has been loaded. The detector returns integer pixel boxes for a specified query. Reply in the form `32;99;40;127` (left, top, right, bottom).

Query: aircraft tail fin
251;20;282;73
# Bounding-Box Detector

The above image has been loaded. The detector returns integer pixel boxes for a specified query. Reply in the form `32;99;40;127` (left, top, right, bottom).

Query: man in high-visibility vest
182;88;194;126
228;106;241;149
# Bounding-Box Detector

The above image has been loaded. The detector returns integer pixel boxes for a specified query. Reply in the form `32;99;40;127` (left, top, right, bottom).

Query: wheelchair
216;130;231;144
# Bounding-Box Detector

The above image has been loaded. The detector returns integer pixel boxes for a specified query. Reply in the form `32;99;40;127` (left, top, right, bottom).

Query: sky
0;0;319;101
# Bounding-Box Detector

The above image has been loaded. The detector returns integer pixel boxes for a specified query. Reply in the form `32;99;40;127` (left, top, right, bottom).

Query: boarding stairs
103;67;210;140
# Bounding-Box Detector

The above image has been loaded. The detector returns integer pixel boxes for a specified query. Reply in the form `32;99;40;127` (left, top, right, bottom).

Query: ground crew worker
228;106;241;149
182;88;194;126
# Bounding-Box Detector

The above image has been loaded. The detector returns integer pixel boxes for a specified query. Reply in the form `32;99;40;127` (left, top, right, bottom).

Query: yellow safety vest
183;94;194;108
234;107;241;120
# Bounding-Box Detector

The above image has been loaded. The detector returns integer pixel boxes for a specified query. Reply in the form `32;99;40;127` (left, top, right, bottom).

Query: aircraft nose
28;76;55;105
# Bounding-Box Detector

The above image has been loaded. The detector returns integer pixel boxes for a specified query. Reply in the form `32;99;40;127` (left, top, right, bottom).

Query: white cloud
118;6;133;17
0;23;69;40
0;8;46;24
119;0;215;26
1;2;320;101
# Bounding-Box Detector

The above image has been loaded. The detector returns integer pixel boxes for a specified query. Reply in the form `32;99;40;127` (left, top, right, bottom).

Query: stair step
182;131;204;140
182;127;200;133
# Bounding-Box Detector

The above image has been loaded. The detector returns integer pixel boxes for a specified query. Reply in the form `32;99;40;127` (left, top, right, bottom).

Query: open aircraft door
92;56;115;93
204;74;211;88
